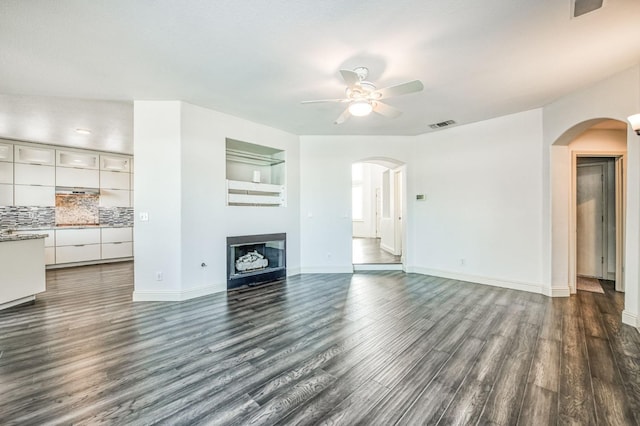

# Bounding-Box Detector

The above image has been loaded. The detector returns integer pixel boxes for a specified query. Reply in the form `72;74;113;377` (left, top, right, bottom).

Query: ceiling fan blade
340;69;360;88
334;108;351;125
373;101;402;119
301;98;349;104
374;80;424;99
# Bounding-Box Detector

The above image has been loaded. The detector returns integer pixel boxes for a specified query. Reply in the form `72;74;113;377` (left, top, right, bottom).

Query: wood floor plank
1;262;639;425
478;322;538;425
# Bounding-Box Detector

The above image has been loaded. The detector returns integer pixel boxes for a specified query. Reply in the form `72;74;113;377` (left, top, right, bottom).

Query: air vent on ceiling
572;0;604;18
429;120;456;129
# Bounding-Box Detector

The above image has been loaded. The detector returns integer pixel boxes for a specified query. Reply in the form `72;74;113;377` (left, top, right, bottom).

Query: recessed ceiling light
75;128;91;135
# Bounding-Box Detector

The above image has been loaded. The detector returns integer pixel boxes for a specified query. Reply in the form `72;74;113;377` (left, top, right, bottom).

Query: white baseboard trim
132;284;222;302
622;310;639;330
353;264;404;271
0;295;35;311
546;286;571;298
406;266;543;295
299;266;354;274
286;267;302;277
47;257;133;269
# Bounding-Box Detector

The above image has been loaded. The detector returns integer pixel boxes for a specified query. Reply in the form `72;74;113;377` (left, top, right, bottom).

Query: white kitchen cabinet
55;228;101;264
101;242;133;259
0;184;13;205
100;171;130;190
14;185;55;206
100;155;131;172
99;189;130;207
101;227;132;243
0;141;13;162
14;145;55;165
56;167;99;188
56;150;99;169
55;228;101;246
55;244;101;264
0;162;13;184
14;163;55;186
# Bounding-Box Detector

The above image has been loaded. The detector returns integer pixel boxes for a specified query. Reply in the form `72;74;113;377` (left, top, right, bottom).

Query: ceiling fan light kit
302;66;424;124
348;100;373;117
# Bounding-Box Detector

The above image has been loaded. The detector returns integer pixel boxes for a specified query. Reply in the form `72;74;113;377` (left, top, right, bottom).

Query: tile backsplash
0;206;56;230
0;205;134;230
55;193;99;225
99;207;134;227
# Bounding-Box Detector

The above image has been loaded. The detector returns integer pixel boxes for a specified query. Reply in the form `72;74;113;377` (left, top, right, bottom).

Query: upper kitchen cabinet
14;145;55;165
14;163;55;186
0;162;13;185
100;170;130;190
0;141;13;162
56;167;99;188
56;150;99;169
100;155;131;172
225;138;286;207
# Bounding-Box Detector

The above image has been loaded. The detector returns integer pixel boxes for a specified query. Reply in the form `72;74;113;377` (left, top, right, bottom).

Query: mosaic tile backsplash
0;205;134;230
99;207;134;227
55;193;99;226
0;206;56;229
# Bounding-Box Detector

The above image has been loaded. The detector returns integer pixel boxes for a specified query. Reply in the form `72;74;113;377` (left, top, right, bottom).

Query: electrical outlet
139;212;149;221
460;258;465;266
155;271;163;281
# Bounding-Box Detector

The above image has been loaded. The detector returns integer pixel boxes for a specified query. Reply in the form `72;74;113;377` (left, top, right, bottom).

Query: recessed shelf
225;138;286;207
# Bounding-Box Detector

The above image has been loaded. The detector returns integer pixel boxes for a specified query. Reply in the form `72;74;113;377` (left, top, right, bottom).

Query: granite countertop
0;233;49;243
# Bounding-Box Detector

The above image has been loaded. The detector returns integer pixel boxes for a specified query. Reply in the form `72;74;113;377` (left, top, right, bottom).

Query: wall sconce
628;114;640;135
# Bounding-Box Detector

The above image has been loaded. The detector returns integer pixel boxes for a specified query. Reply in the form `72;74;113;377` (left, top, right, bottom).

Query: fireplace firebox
227;233;286;289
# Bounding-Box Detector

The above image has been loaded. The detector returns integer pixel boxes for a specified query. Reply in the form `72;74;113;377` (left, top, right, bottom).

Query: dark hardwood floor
1;262;640;425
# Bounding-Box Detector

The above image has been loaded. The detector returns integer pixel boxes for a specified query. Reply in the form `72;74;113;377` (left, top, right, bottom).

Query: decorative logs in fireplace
226;233;286;290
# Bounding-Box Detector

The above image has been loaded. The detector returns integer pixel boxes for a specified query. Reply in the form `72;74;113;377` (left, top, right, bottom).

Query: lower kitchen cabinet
102;242;133;259
56;244;101;264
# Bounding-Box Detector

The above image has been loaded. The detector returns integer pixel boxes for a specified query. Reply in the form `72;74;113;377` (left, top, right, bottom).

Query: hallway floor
352;237;401;264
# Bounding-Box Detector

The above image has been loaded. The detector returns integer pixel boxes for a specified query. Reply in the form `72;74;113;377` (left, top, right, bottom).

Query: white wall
410;109;545;293
299;136;413;273
544;64;640;327
133;101;183;297
134;101;300;300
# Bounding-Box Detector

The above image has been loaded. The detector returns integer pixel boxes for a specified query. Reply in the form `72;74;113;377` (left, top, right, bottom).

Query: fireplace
227;233;286;289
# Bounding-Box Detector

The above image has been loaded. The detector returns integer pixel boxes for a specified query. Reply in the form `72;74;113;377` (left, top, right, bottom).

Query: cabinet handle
112;242;123;245
74;244;85;247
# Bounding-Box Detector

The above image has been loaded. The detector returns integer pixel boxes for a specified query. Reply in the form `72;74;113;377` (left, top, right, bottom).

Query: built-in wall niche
225;138;286;207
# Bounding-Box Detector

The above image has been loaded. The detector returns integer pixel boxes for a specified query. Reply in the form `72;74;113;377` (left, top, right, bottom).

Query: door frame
570;151;626;293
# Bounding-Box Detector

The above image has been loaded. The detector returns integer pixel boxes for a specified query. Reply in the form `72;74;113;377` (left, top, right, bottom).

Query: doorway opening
351;159;405;269
576;156;621;294
564;120;627;295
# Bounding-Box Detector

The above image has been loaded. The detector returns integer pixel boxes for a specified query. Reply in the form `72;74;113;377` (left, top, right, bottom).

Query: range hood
55;186;100;194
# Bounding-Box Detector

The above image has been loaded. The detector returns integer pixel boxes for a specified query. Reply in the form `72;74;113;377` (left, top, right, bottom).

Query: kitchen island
0;233;47;310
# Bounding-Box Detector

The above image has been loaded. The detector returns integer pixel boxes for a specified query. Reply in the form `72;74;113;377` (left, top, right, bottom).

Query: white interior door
577;163;605;278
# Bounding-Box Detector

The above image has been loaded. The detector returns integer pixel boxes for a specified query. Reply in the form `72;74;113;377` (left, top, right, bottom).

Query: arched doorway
551;118;627;295
351;157;406;270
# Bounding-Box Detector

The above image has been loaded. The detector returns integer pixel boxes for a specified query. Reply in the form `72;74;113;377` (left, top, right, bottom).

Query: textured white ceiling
1;0;639;154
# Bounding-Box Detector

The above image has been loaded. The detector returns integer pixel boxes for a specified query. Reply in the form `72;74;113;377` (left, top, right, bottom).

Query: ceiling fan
302;67;424;124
